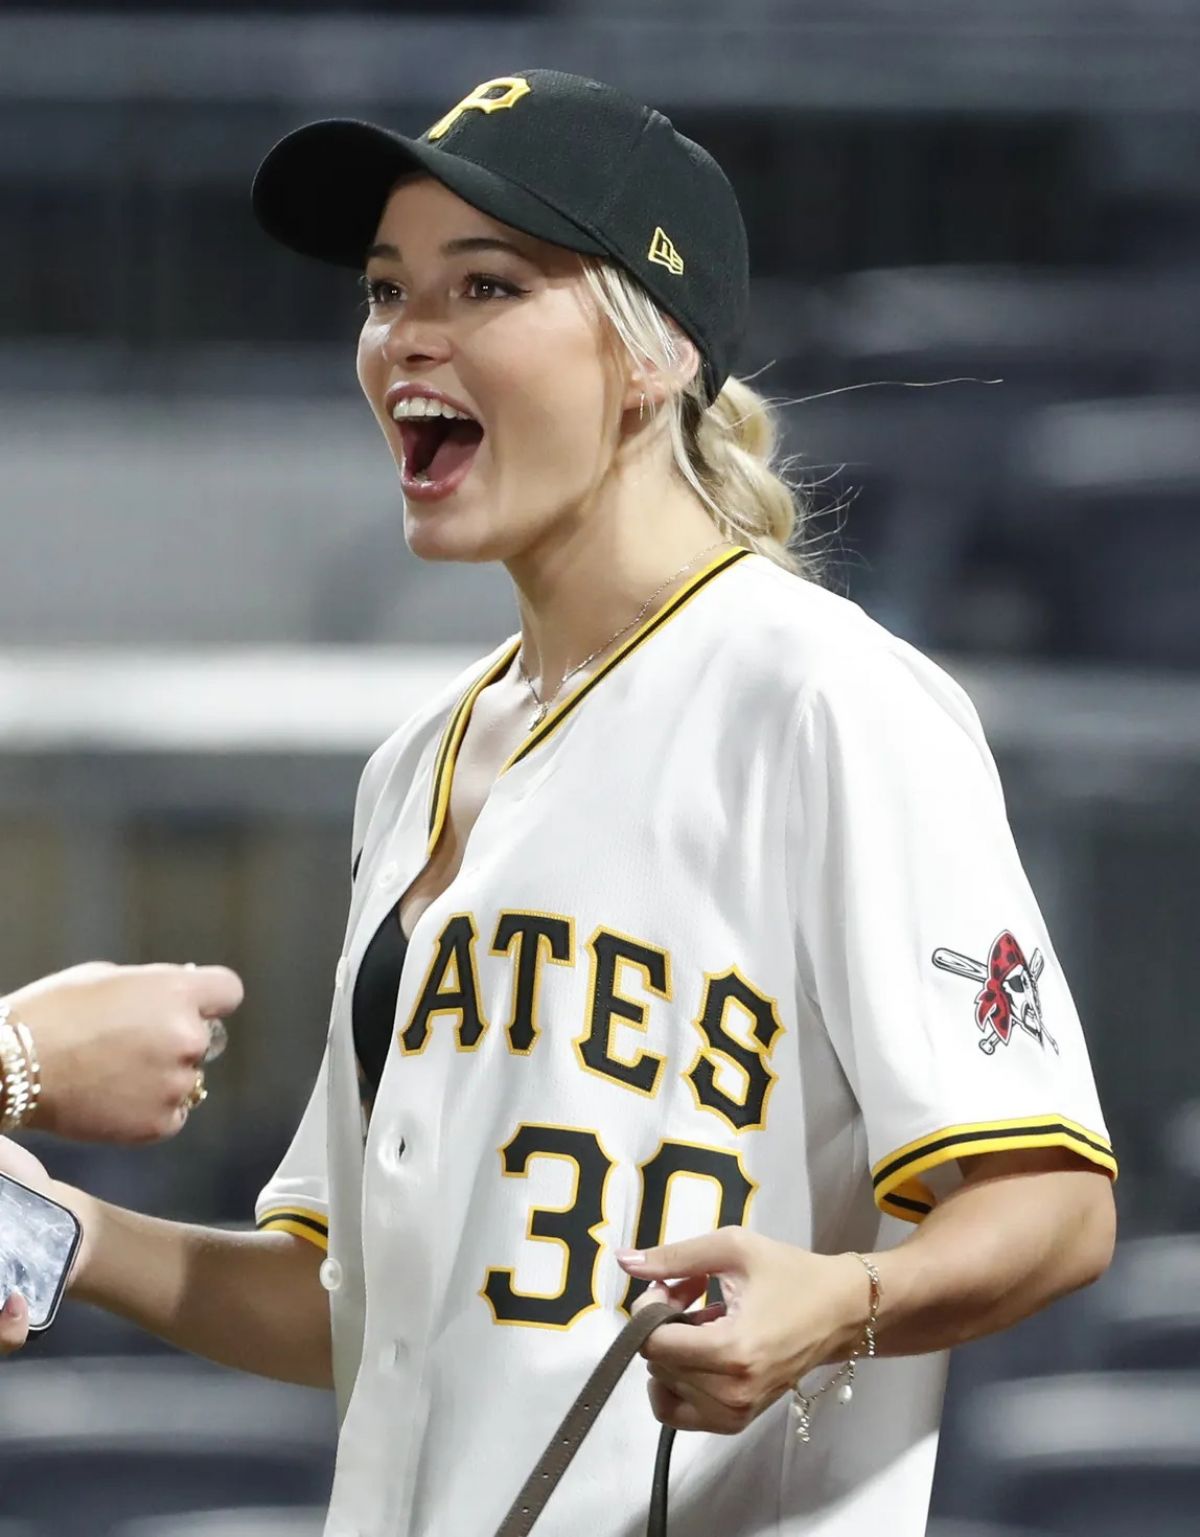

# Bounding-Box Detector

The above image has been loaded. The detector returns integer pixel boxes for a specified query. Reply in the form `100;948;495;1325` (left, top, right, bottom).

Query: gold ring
183;1071;208;1112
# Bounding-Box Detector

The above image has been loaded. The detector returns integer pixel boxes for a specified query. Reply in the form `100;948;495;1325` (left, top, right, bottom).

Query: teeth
391;396;475;422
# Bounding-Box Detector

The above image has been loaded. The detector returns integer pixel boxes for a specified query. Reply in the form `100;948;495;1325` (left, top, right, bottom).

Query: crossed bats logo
932;931;1059;1056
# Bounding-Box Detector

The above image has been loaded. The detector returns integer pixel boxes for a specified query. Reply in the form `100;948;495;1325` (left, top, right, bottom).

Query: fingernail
616;1249;646;1267
3;1291;25;1318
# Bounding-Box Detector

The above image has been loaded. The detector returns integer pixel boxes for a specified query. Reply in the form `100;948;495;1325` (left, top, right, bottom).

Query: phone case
0;1171;83;1332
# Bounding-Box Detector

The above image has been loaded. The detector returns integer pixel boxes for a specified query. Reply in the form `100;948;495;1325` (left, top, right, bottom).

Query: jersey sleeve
789;643;1116;1223
254;1044;330;1252
253;743;390;1249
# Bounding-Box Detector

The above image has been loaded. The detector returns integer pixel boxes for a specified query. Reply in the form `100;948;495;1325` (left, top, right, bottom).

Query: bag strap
492;1301;685;1537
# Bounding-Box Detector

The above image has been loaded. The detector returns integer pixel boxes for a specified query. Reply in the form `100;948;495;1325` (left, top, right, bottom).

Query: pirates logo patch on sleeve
932;931;1059;1057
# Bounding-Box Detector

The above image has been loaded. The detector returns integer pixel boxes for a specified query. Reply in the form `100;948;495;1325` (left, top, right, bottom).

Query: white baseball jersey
256;547;1115;1537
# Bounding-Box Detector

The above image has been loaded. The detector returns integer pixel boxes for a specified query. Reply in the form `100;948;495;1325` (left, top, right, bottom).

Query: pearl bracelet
790;1251;882;1444
0;1002;42;1135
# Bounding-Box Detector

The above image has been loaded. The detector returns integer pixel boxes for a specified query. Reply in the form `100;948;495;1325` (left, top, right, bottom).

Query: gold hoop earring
638;393;646;423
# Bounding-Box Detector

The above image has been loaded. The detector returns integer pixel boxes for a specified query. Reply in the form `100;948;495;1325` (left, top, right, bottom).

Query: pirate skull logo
932;930;1059;1056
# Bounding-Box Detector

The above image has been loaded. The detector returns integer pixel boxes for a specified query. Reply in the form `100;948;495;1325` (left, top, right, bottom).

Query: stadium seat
0;1357;335;1537
816;265;1196;391
961;1371;1200;1537
926;1524;1055;1537
115;1510;327;1537
1008;394;1200;666
1162;1099;1200;1228
1081;1234;1200;1371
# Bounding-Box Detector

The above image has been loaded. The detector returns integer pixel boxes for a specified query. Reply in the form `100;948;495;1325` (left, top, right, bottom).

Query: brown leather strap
492;1301;685;1537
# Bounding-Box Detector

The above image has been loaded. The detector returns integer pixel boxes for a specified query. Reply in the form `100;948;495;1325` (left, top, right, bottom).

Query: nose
380;306;453;370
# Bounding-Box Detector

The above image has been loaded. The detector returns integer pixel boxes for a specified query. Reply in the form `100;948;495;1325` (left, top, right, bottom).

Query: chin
402;498;514;566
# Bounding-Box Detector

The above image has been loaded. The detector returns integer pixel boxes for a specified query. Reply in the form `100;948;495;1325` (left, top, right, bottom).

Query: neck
505;458;727;701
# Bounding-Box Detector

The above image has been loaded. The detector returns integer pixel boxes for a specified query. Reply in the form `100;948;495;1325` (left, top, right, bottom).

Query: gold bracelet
0;1015;30;1133
0;1004;39;1134
790;1251;882;1444
13;1019;41;1127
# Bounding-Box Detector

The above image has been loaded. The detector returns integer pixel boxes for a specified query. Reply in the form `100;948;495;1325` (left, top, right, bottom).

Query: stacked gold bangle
0;1002;42;1135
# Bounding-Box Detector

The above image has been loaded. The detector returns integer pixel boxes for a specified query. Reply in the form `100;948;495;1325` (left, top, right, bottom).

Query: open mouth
392;397;485;501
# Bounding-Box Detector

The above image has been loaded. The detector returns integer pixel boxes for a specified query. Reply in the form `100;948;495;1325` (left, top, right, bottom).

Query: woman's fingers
630;1275;710;1317
646;1371;745;1435
648;1360;761;1431
181;964;244;1020
647;1375;701;1432
0;1291;30;1356
648;1358;760;1413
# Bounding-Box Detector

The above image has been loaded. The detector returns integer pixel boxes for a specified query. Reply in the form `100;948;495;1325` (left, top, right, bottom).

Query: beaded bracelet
0;1002;42;1135
790;1251;882;1443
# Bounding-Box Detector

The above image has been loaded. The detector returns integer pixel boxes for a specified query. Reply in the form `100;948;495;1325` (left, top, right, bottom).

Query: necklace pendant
530;702;549;729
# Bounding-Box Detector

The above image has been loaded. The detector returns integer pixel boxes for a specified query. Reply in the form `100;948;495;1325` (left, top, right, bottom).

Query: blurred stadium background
1;2;1199;1533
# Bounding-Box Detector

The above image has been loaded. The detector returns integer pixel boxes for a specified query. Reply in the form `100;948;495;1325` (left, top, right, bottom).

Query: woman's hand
616;1229;870;1435
614;1153;1116;1434
5;962;244;1144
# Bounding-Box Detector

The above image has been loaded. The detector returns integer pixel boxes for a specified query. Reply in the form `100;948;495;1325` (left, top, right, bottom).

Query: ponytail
582;259;816;578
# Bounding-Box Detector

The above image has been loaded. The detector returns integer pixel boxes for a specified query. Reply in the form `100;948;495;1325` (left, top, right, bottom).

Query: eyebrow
363;237;533;266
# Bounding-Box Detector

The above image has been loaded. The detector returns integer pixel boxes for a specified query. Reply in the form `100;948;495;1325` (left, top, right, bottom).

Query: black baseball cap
251;70;748;403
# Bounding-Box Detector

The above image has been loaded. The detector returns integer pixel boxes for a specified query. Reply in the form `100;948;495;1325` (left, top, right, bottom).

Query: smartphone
0;1172;82;1332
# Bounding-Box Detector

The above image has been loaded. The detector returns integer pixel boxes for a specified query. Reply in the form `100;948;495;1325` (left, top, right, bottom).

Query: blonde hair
581;259;814;578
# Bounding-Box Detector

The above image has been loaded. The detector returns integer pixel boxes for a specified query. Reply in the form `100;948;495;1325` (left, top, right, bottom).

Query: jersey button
377;861;400;890
319;1257;343;1292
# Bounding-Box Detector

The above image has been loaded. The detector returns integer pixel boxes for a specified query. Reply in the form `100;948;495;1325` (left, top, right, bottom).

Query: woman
0;959;241;1353
2;72;1116;1536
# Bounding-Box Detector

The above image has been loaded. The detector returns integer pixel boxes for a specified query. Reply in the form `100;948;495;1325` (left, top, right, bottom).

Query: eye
464;272;527;302
360;276;403;308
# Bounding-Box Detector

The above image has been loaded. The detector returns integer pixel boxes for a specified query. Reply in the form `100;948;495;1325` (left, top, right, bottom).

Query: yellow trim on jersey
256;1205;330;1252
423;547;749;856
427;641;521;850
504;547;750;772
872;1114;1118;1224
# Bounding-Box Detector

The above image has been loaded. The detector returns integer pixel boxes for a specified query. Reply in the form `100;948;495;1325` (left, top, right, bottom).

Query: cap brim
252;119;607;269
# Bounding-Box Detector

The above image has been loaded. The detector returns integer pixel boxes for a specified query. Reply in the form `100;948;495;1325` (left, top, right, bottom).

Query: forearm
863;1150;1116;1359
59;1183;332;1388
620;1151;1117;1437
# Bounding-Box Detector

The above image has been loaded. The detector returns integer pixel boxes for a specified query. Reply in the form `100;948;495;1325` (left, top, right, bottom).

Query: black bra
352;901;411;1100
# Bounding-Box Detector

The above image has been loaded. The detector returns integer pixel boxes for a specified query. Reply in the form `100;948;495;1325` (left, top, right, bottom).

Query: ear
621;332;702;416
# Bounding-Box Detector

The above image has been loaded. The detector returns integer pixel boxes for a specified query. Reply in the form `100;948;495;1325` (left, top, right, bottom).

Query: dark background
1;4;1198;1535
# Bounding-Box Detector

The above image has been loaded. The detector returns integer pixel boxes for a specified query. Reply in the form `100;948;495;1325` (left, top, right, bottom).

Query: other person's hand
0;1286;30;1355
0;1134;59;1357
4;962;243;1144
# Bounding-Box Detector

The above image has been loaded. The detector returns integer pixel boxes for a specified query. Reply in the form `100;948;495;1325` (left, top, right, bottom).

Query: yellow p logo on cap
426;77;533;142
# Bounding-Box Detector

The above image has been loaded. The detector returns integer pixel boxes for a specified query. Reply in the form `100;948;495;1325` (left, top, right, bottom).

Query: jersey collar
426;545;750;850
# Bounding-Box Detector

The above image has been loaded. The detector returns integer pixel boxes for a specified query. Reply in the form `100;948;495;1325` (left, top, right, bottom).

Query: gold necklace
516;541;730;730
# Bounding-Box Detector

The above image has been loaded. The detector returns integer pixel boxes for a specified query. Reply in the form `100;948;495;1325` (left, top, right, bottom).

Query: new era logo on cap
648;227;684;276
